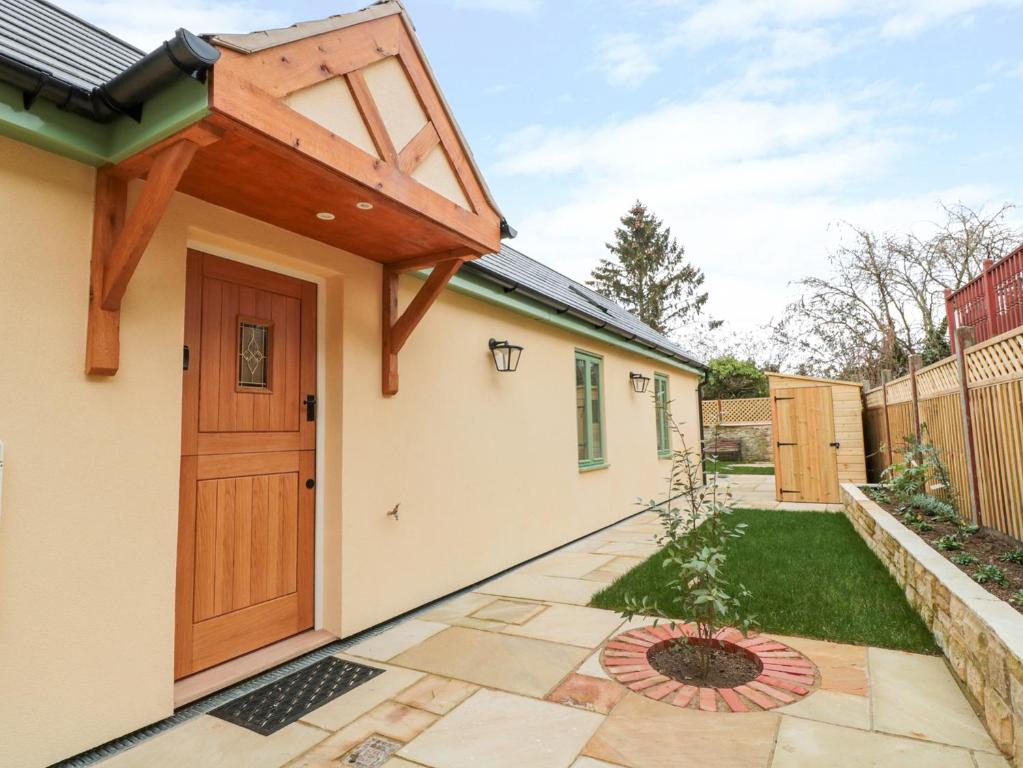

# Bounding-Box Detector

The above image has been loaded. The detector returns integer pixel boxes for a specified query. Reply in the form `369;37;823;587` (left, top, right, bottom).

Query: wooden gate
773;385;841;503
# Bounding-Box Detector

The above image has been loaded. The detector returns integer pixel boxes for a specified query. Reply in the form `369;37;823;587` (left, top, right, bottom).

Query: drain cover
209;656;384;735
343;736;402;766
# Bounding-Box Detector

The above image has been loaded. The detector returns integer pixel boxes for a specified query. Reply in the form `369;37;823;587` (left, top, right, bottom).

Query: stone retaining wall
707;423;772;462
842;483;1023;764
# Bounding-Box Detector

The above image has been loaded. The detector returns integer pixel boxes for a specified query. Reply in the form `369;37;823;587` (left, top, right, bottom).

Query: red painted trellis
946;248;1023;352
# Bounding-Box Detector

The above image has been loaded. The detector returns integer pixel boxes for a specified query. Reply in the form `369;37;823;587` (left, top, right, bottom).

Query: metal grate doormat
209;656;384;735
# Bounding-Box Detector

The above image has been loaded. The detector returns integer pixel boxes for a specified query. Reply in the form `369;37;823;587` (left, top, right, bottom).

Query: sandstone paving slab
504;604;624;648
522;552;618;578
583;556;643;583
973;752;1013;767
776;689;870;730
346;620;449;662
571;758;626;768
288;702;436;768
399;688;603;768
300;658;424;732
95;716;326;768
593;541;660;557
869;647;999;752
769;634;868;696
577;649;611;680
770;716;976;767
583;693;779;768
417;592;495;624
547;673;627;714
390;626;590;697
477;572;601;605
446;615;509;632
394;675;479;715
470;598;546;624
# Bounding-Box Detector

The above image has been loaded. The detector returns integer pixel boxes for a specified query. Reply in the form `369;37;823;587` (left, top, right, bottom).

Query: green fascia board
0;77;208;167
417;268;705;377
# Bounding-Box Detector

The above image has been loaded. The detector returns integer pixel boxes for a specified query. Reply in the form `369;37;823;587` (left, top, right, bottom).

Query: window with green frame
655;373;671;456
575;351;606;468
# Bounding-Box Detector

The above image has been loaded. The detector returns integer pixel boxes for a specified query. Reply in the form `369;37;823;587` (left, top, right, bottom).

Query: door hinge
780;489;800;494
183;345;190;370
774;395;794;401
777;441;797;447
830;441;841;448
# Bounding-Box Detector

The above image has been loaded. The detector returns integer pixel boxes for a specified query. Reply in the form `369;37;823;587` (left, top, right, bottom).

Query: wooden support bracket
382;258;463;395
85;138;200;375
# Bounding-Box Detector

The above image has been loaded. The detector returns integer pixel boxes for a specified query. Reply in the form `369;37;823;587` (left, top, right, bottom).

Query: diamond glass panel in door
576;357;587;460
239;320;271;390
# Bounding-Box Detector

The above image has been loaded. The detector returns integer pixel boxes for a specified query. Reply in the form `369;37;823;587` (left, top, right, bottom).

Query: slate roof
0;0;142;91
466;246;706;371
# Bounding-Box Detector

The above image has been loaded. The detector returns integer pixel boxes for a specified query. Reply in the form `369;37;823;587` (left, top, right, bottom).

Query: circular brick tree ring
601;623;817;712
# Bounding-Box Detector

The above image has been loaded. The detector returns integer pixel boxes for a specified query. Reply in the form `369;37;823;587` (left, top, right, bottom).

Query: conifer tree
589;201;714;335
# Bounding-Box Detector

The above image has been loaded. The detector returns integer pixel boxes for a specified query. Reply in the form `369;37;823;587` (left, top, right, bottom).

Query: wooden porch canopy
86;2;504;394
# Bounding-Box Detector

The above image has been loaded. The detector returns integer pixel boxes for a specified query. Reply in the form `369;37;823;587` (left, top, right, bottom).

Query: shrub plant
619;412;756;678
952;552;979;566
974;564;1008;586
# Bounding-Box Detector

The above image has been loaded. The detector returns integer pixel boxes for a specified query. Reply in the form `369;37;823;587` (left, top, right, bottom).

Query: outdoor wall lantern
630;372;651;393
489;338;523;372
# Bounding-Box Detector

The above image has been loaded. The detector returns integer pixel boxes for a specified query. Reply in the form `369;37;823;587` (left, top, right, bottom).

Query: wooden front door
773;386;841;504
175;251;317;679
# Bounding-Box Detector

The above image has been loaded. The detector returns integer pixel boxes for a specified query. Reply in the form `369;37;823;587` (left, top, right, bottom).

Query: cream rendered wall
337;276;702;633
0;134;701;766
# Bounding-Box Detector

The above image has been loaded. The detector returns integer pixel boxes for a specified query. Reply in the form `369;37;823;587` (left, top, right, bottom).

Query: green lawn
703;459;774;475
591;509;937;653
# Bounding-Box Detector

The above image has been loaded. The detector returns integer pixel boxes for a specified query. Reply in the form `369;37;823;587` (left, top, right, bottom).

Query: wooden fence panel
917;392;969;509
861;327;1023;541
970;380;1023;540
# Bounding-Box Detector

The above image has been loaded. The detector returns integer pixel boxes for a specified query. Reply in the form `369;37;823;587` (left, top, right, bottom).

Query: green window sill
657;451;673;460
579;461;610;473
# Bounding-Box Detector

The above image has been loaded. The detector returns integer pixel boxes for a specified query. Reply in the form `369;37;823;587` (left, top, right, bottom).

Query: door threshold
174;629;337;707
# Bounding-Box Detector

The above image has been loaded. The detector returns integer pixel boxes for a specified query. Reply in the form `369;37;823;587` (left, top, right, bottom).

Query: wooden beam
211;16;401;100
387;247;472;273
110;122;222;181
101;139;198;311
346;69;397;165
382;258;462;395
397;121;440;175
85;169;127;375
382;268;400;396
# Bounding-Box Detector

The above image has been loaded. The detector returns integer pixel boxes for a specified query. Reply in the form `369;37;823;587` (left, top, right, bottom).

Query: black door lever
303;394;317;422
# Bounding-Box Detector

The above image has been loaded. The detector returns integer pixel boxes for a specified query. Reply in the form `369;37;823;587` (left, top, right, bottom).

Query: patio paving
95;499;1006;768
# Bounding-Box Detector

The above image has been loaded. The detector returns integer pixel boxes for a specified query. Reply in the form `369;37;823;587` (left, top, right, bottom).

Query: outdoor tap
387;503;400;522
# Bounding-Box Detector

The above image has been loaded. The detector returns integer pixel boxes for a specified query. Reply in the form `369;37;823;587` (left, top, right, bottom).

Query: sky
64;0;1023;342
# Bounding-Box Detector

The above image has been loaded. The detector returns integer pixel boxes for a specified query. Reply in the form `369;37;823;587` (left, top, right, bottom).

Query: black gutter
1;28;219;122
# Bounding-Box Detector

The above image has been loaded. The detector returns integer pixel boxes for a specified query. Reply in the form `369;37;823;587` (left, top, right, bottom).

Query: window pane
576;357;587;460
239;321;270;390
655;375;670;452
589;359;602;459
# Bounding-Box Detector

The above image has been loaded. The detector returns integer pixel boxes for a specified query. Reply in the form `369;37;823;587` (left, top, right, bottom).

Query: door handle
830;441;840;448
303;394;317;422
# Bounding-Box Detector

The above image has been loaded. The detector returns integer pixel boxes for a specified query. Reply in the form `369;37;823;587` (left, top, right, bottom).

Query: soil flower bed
600;623;816;713
864;488;1023;613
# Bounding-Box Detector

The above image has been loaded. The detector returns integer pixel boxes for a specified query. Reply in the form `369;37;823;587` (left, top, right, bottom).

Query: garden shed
768;373;868;503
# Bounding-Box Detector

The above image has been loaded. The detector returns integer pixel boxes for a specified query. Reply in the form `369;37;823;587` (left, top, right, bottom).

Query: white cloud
494;94;999;335
60;0;288;50
594;33;661;87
